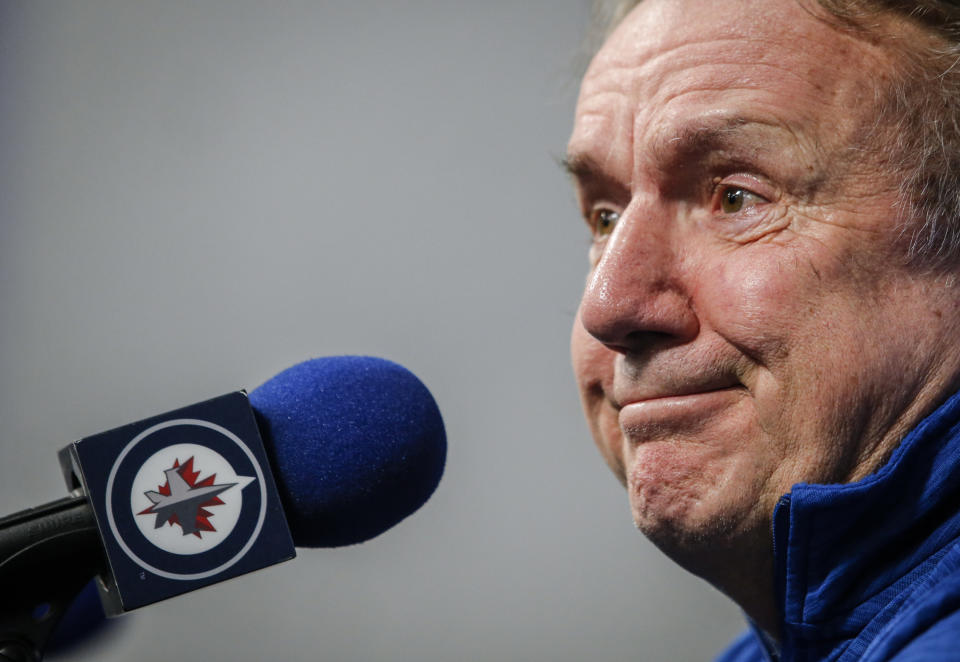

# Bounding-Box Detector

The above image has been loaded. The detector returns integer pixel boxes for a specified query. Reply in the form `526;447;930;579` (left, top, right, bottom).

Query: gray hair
590;0;960;269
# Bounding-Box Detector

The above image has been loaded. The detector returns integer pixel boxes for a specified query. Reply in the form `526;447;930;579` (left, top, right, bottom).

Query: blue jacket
716;389;960;661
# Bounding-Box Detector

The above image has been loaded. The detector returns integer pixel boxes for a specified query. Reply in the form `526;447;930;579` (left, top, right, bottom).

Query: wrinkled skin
567;0;960;635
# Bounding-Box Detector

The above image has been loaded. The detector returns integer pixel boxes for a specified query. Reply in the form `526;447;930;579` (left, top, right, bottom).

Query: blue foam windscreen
248;356;446;547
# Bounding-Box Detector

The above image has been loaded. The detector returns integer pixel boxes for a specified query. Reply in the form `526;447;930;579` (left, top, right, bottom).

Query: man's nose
578;205;699;354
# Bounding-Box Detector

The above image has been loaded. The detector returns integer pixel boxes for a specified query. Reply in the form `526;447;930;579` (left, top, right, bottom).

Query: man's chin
627;479;765;576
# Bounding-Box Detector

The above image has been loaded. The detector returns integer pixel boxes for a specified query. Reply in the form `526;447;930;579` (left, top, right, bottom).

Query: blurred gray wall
0;2;743;660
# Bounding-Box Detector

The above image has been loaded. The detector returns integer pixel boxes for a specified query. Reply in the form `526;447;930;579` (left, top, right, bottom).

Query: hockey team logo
105;419;268;581
132;444;255;555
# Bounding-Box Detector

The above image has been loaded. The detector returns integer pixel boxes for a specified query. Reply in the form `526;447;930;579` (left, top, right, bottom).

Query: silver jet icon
140;462;236;536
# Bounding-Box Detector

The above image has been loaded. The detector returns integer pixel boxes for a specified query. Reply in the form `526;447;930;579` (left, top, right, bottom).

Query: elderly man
566;0;960;659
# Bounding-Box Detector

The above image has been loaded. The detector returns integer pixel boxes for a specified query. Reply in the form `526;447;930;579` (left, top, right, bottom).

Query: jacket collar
771;388;960;657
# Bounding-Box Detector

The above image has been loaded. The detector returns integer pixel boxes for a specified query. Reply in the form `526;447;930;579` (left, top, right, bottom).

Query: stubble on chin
624;436;773;562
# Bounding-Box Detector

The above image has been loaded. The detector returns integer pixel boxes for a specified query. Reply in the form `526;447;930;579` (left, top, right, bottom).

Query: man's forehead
568;0;901;184
588;0;814;71
580;0;872;102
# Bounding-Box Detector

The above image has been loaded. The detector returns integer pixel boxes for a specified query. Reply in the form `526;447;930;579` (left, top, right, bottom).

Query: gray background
0;2;743;660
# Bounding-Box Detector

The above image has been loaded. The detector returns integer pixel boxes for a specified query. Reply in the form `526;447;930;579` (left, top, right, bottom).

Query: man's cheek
571;315;614;395
701;253;807;354
571;317;627;484
595;399;628;485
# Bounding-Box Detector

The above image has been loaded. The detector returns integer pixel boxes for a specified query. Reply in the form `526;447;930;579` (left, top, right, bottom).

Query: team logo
105;419;268;581
131;444;256;555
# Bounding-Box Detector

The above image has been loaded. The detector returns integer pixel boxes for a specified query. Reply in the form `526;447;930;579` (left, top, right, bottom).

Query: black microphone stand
0;496;106;662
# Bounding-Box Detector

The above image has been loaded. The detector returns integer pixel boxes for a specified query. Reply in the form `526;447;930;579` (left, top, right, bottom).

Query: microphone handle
0;496;106;662
0;496;96;562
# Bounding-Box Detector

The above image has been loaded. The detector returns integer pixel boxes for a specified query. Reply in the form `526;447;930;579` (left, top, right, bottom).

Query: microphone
250;356;446;547
0;356;446;661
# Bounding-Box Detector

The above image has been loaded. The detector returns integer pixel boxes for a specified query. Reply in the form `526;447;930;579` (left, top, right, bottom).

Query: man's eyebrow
563;119;788;172
559;153;598;179
560;153;632;201
653;116;789;162
560;153;627;188
561;118;796;195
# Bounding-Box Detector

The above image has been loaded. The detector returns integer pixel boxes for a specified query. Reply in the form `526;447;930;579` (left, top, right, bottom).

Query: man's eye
719;187;765;213
589;208;620;237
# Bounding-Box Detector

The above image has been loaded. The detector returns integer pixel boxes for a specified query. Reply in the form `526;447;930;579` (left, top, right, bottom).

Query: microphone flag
58;391;295;615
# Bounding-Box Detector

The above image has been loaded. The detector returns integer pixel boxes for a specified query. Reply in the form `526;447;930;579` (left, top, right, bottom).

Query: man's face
568;0;960;561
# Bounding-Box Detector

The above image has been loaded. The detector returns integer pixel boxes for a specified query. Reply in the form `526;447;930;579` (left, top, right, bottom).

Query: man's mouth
612;379;743;410
616;385;745;440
